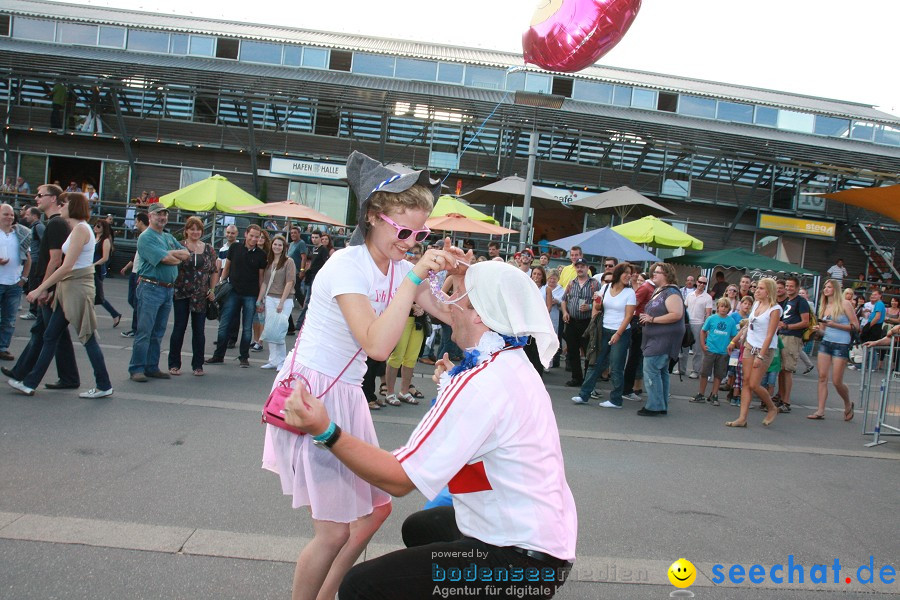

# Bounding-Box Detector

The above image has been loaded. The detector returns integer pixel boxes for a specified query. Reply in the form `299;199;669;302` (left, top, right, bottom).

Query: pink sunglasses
378;213;431;243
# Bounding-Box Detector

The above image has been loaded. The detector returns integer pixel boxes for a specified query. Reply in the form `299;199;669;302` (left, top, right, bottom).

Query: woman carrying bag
257;234;296;370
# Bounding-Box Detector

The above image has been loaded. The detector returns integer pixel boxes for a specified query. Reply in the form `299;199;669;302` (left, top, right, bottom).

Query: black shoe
1;366;15;378
778;403;792;413
45;381;80;390
239;358;250;368
564;379;582;387
637;408;666;416
205;356;225;364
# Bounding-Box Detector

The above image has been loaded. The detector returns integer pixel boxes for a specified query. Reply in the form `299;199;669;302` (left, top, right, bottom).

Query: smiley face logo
668;558;697;588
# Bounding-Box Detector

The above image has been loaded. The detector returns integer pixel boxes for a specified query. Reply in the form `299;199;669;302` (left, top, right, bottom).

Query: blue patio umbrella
550;226;660;263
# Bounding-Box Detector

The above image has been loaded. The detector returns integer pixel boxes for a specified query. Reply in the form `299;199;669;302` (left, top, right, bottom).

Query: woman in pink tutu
262;151;466;600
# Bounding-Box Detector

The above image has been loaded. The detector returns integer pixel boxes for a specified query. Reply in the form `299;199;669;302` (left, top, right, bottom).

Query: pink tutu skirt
262;359;391;523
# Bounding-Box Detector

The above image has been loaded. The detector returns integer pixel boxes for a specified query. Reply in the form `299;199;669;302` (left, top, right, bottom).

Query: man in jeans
776;276;811;413
0;203;32;361
118;212;149;338
128;203;189;382
561;258;599;387
207;224;265;368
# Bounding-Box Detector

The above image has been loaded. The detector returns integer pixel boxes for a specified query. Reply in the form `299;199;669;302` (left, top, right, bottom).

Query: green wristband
406;270;423;286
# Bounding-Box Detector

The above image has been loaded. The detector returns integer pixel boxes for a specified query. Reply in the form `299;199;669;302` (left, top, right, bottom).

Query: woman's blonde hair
367;186;435;221
819;278;846;321
756;278;777;307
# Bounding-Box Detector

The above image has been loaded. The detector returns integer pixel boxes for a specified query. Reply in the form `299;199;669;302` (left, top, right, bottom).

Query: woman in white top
541;268;565;368
725;277;781;427
573;262;636;407
12;193;112;398
256;235;296;371
261;152;466;600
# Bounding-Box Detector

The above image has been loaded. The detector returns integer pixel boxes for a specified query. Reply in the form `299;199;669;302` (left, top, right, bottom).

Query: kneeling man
285;261;577;599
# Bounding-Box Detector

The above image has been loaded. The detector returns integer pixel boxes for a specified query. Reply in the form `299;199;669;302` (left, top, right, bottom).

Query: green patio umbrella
612;215;703;250
159;174;263;213
430;195;499;224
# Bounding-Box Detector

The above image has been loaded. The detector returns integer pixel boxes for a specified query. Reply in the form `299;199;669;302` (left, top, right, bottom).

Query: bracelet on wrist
313;422;336;442
406;270;423;286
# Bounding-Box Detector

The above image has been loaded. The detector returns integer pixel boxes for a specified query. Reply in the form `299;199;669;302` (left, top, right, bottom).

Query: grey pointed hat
345;151;441;246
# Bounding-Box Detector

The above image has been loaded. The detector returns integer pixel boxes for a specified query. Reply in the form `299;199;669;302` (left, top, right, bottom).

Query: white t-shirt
61;222;96;270
826;264;848;279
599;285;636;330
394;333;577;561
0;229;22;285
540;283;565;333
685;290;714;325
746;301;783;349
292;245;412;384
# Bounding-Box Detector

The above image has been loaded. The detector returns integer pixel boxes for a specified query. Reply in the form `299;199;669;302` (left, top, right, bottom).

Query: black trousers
340;507;571;600
564;318;590;382
623;322;644;394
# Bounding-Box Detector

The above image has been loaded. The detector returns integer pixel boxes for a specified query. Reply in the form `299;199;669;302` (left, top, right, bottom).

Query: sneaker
20;312;36;320
690;393;706;403
622;392;642;402
129;373;148;383
709;395;720;407
260;363;278;370
689;372;699;379
239;358;250;368
571;395;589;405
590;390;602;399
79;388;113;399
598;400;622;409
251;342;264;352
205;357;224;364
689;349;694;355
672;367;680;375
8;379;35;396
120;330;135;338
803;365;815;375
730;398;741;407
778;403;792;414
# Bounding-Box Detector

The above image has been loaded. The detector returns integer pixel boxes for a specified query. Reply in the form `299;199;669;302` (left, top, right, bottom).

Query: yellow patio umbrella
431;195;499;225
612;215;704;250
159;174;263;213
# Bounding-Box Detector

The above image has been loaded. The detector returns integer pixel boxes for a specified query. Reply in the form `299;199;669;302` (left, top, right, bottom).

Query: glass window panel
437;63;464;84
716;101;754;123
98;26;125;48
169;33;188;55
524;73;551;94
814;115;850;137
13;17;55;42
302;47;328;68
850;121;875;141
395;58;437;81
464;66;505;90
127;29;170;53
189;35;214;57
612;85;632;106
678;95;717;118
631;88;656;110
505;71;525;91
283;45;302;66
19;155;47;192
875;124;900;146
571;80;613;104
318;184;350;223
240;40;283;64
352;53;395;76
777;109;815;133
754;105;778;127
101;161;130;204
180;168;212;189
57;22;97;45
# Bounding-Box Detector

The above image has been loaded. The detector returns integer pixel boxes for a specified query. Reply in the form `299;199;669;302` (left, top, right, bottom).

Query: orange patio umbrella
233;200;346;227
426;213;517;236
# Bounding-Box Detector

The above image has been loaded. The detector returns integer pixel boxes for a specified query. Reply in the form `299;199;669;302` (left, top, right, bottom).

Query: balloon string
441;91;511;185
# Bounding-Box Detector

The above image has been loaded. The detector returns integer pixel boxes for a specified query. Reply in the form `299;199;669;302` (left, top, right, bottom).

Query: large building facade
2;0;899;276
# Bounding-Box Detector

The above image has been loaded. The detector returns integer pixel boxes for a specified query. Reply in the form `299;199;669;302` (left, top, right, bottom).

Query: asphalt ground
1;277;897;599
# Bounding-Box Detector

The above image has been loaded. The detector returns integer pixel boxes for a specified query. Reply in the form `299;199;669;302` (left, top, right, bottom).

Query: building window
850;120;876;141
127;29;170;53
612;85;632;106
189;35;214;57
875;124;900;147
215;38;239;60
813;115;850;137
631;88;657;110
101;161;130;204
98;26;125;48
329;49;352;71
180;168;212;189
12;16;55;42
302;47;329;68
169;33;188;55
283;45;302;66
464;66;505;90
716;100;754;123
0;15;9;37
395;58;437;81
571;80;613;104
777;110;815;133
657;92;678;112
437;63;464;84
240;40;283;64
290;182;349;223
754;105;778;127
353;53;395;76
678;95;716;119
57;22;98;46
19;154;47;190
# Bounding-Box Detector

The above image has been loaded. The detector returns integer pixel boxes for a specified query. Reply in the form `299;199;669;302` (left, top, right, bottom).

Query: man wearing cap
514;247;534;273
282;261;576;600
561;258;599;386
128;203;189;382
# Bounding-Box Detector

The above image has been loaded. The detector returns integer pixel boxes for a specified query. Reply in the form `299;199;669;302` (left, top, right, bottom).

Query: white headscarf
464;261;559;368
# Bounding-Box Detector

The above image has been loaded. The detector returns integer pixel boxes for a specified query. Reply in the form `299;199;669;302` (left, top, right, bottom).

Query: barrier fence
859;344;900;447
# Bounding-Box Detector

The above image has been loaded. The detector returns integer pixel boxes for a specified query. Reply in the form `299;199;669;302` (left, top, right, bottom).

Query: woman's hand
639;313;652;325
276;301;284;313
207;290;215;300
256;302;264;314
283;386;330;435
26;289;39;304
610;332;621;345
412;303;424;317
433;352;455;383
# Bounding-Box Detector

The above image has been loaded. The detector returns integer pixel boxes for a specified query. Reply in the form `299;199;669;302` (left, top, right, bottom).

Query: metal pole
519;131;536;250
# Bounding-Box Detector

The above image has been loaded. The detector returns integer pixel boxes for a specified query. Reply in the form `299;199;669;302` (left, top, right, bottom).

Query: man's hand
442;237;473;276
170;249;190;262
283;386;331;435
0;258;8;266
433;352;455;383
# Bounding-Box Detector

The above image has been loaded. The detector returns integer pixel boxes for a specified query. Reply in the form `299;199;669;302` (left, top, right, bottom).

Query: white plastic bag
261;310;289;342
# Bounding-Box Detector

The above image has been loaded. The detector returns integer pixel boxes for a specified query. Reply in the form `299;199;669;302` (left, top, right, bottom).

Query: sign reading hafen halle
758;213;836;239
270;157;346;180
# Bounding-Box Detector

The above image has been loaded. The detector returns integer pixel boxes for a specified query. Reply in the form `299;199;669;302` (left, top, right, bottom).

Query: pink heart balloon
522;0;642;73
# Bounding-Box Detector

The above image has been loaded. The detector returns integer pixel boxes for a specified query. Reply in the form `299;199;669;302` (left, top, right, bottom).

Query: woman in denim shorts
809;279;859;421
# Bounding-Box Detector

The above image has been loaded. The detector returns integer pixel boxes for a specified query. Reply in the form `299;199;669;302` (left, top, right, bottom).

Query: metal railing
858;344;900;447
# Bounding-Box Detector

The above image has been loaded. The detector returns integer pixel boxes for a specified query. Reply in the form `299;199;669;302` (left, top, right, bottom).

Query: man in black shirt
207;224;266;367
2;185;79;387
777;276;810;413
